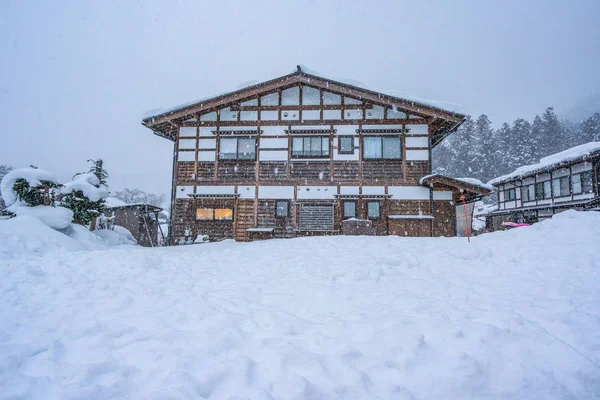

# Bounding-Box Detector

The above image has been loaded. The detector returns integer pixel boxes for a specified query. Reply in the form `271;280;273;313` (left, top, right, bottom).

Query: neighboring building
142;66;490;242
487;142;600;230
104;197;164;247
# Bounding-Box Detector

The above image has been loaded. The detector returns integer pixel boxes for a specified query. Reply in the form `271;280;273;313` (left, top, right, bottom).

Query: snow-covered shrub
61;173;108;225
0;167;73;230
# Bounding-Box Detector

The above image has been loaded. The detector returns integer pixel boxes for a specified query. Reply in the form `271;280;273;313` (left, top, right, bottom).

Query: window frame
342;200;357;219
366;200;381;220
275;200;290;218
218;136;257;161
552;176;570;197
572;173;583;195
338;136;355;155
195;207;234;221
504;188;516;201
581;170;593;194
362;136;402;160
291;135;330;159
522;184;535;202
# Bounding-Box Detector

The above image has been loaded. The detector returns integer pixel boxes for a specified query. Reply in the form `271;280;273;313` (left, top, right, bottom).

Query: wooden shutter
299;204;334;231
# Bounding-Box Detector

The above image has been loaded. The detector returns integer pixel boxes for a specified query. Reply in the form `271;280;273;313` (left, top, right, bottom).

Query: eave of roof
141;66;466;144
420;174;493;196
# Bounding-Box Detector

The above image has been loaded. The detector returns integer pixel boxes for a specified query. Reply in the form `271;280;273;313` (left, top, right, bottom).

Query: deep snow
1;211;599;399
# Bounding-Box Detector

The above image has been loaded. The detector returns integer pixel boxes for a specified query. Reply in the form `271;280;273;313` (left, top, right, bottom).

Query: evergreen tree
61;161;109;227
582;112;600;142
511;118;535;166
540;107;566;155
530;115;544;160
474;114;495;181
495;122;513;173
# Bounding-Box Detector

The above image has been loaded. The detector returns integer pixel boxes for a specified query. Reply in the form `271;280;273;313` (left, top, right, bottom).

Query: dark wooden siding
176;162;195;182
217;161;256;181
290;161;331;181
406;161;430;181
433;200;455;237
332;162;360;182
259;162;288;181
362;160;403;181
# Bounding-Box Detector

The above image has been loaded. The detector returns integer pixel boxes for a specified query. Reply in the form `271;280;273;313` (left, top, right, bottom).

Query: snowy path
1;211;599;399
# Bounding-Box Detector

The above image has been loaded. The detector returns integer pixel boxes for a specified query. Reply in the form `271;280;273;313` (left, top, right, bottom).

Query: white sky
1;0;599;195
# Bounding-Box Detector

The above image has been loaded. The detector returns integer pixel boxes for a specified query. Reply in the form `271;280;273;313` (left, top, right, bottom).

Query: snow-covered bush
0;167;73;230
61;173;108;225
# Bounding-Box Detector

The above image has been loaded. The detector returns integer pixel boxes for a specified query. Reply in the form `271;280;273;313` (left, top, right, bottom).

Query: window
535;182;545;200
572;173;582;194
196;208;213;220
366;201;381;219
581;171;593;193
544;180;552;199
219;137;256;160
338;136;354;154
275;200;289;217
504;188;515;201
522;185;535;202
196;208;233;221
363;136;401;159
552;176;570;197
292;136;330;158
343;201;357;219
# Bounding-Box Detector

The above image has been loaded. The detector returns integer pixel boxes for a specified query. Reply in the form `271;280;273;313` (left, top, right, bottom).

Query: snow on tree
61;160;109;226
0;167;73;229
0;165;13;212
111;188;166;208
582;112;600;142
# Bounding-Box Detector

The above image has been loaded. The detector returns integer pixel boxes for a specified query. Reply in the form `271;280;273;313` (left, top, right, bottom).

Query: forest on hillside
433;108;600;185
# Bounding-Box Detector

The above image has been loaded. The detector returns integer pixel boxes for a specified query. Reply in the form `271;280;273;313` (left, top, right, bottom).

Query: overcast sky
1;0;599;196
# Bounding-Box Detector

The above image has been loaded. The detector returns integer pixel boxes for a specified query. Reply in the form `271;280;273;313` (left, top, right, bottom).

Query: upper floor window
552;176;570;197
219;137;256;160
504;188;516;201
573;171;593;194
292;136;330;158
363;136;401;160
535;181;552;200
338;136;354;154
521;184;535;202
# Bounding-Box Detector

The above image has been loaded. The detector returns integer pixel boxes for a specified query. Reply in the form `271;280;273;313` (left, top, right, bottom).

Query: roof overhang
420;174;492;202
141;67;465;146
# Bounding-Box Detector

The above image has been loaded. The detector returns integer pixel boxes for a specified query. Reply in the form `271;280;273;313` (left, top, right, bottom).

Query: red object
501;222;531;228
460;195;470;242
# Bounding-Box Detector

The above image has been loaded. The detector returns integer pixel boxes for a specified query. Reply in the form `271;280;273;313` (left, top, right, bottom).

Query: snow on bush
61;172;108;225
0;167;74;230
61;172;108;202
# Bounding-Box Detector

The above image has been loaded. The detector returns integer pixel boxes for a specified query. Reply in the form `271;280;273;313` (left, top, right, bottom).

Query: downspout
168;136;178;245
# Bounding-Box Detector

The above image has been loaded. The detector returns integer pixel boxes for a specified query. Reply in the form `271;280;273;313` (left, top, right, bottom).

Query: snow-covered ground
1;211;599;399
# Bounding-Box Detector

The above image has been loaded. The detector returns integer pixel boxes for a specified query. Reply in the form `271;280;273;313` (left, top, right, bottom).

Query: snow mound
0;211;599;399
0;167;56;207
489;141;600;185
61;173;108;201
7;204;73;230
0;216;138;257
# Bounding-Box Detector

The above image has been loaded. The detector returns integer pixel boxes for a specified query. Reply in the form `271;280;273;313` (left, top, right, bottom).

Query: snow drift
0;211;599;399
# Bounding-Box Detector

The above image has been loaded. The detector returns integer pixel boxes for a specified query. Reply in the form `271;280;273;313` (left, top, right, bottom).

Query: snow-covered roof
142;64;465;121
488;142;600;186
420;174;493;192
104;197;127;208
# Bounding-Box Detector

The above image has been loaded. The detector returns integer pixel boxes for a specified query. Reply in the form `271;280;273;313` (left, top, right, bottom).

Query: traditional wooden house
487;142;600;230
142;66;491;242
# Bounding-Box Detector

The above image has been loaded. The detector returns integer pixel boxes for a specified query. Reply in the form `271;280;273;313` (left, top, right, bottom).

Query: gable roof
141;66;466;146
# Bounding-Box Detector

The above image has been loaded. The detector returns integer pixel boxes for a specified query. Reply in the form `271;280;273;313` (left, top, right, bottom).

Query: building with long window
142;66;490;242
487;142;600;230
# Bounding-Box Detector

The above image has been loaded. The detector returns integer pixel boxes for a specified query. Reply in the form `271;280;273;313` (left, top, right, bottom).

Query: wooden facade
488;147;600;230
143;66;489;242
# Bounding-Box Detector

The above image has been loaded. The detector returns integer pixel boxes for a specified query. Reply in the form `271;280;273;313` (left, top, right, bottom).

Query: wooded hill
433;108;600;186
